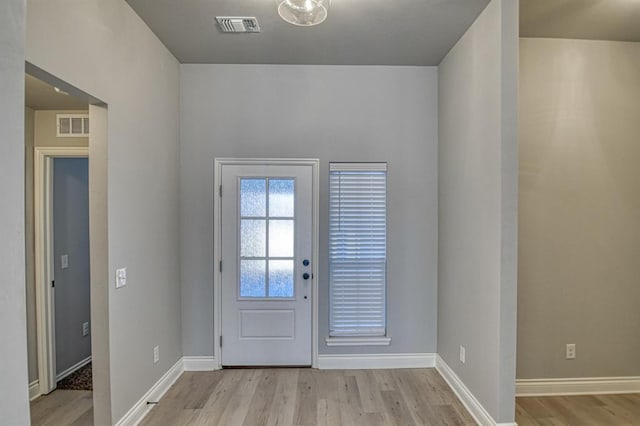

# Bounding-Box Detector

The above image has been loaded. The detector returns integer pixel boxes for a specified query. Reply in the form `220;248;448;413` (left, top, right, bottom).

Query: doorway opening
25;64;109;425
34;148;90;391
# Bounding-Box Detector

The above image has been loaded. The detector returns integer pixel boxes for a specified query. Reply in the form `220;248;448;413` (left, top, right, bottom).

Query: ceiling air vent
216;16;261;33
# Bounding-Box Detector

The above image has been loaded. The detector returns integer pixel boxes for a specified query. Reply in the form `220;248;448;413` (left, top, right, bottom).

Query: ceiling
25;74;88;110
125;0;491;66
520;0;640;42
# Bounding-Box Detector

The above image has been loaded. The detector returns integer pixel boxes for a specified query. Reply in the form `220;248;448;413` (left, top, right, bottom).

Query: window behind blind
329;163;387;337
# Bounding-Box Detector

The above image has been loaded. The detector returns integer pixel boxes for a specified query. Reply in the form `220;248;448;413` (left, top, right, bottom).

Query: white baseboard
115;358;184;426
183;356;218;371
317;353;436;370
436;355;515;426
29;380;41;401
516;376;640;397
56;355;92;381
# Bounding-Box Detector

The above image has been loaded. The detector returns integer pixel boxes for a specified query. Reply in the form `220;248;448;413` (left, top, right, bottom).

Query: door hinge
220;335;223;348
51;280;55;288
219;185;222;197
219;260;222;272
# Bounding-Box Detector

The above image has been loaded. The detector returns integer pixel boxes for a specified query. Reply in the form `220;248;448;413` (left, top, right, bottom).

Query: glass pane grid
239;177;296;299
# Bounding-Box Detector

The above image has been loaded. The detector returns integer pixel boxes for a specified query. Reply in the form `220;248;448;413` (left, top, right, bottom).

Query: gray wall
53;158;91;376
26;0;182;422
180;65;439;357
438;0;518;422
25;107;39;384
518;38;640;379
0;0;30;423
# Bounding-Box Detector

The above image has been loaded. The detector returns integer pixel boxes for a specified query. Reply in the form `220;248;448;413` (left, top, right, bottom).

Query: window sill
325;336;392;347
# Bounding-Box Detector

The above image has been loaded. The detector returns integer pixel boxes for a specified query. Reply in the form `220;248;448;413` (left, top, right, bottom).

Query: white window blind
329;163;387;337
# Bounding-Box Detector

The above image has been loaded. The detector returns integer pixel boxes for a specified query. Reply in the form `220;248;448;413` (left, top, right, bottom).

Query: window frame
326;162;390;346
56;113;89;137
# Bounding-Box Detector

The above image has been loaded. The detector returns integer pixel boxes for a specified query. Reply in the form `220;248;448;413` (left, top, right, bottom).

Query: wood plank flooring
516;394;640;425
140;368;476;426
30;390;93;426
27;373;640;425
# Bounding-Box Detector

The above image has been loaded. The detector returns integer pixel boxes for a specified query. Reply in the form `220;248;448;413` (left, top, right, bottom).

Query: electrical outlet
116;267;127;288
459;345;466;364
566;343;576;360
153;346;159;364
61;254;69;269
82;322;90;337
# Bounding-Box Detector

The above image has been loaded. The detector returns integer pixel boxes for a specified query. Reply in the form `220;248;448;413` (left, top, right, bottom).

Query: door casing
213;158;320;369
34;146;89;395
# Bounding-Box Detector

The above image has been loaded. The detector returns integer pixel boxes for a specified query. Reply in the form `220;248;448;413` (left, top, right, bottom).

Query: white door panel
220;164;312;366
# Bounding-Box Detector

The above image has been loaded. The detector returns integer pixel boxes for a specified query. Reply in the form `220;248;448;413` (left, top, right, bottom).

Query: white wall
180;65;439;358
518;38;640;379
26;0;182;422
438;0;518;422
0;0;30;423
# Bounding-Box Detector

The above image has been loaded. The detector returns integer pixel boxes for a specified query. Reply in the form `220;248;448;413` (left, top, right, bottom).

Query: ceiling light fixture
53;87;69;96
277;0;330;26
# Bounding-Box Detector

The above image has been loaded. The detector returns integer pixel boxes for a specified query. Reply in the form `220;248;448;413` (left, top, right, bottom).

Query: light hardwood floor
141;368;476;425
27;373;640;425
516;394;640;425
30;390;93;426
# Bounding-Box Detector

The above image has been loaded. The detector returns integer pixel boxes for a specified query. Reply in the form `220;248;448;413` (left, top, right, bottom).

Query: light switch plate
116;267;127;288
61;254;69;269
82;322;90;337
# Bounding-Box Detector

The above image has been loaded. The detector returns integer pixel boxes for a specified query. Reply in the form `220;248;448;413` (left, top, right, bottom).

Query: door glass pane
240;260;266;297
240;219;266;257
269;220;294;257
241;179;266;217
269;260;294;297
269;179;294;217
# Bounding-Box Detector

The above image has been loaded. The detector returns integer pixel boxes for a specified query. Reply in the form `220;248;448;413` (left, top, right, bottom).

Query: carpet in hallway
57;362;92;391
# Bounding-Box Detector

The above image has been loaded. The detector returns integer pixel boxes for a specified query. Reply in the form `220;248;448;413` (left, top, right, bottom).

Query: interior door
220;163;313;366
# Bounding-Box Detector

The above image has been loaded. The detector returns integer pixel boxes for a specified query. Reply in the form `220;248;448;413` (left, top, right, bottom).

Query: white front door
220;163;313;366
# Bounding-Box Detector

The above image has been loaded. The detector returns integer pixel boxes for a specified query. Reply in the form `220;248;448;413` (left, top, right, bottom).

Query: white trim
183;356;219;371
325;336;391;346
56;113;89;137
29;380;41;401
34;147;89;395
317;353;435;370
516;376;640;397
56;356;92;381
311;159;319;368
213;158;320;369
329;162;387;172
435;355;515;426
115;358;184;426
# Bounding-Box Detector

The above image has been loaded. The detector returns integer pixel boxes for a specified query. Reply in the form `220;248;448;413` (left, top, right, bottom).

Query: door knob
303;273;310;280
302;259;310;266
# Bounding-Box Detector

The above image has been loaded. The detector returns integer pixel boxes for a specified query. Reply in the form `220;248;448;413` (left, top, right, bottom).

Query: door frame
34;146;89;394
213;158;320;369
